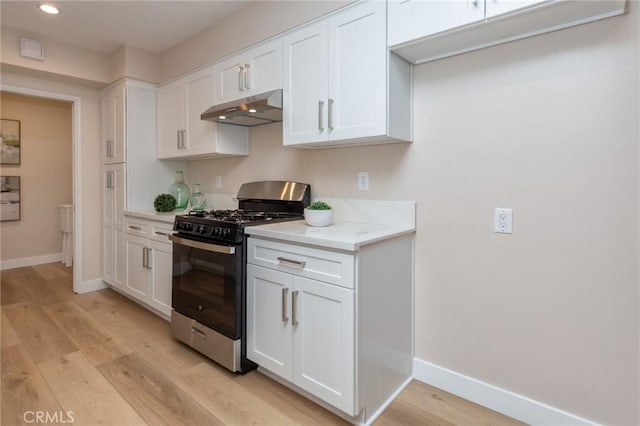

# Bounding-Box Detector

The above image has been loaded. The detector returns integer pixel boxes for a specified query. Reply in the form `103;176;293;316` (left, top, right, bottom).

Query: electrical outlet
494;208;513;234
358;172;369;191
215;176;223;189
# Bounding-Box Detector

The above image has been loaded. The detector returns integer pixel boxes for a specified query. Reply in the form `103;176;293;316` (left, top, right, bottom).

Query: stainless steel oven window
171;242;242;339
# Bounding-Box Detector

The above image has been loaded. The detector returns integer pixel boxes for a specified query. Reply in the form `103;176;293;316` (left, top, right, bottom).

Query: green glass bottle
190;183;205;211
169;170;190;209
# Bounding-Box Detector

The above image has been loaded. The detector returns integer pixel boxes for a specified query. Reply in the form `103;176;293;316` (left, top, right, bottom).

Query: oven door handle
169;235;236;254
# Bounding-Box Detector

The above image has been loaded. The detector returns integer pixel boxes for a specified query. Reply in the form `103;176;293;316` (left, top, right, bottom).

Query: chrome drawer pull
277;256;306;268
128;225;142;231
154;231;169;236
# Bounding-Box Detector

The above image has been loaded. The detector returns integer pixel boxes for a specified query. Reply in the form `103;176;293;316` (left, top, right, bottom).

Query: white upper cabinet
387;0;484;47
213;39;283;105
102;83;126;164
157;66;249;160
388;0;627;64
283;1;412;148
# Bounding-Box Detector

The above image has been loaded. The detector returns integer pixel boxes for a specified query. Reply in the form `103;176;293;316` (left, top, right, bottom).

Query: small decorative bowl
304;208;334;227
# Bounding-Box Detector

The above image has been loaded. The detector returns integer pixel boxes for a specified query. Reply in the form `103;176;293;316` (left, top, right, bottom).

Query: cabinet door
102;84;126;164
125;235;150;302
185;68;218;155
387;0;485;46
157;81;186;159
282;21;329;146
327;1;387;142
293;276;355;415
103;164;126;289
485;0;550;18
148;240;172;317
101;94;114;164
243;39;282;97
246;264;294;381
214;40;283;104
213;55;245;105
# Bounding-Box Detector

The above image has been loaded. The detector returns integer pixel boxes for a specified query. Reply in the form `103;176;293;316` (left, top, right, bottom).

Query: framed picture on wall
0;176;20;221
1;118;21;165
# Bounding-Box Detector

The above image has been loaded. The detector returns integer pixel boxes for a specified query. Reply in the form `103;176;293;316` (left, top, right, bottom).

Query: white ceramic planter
304;208;334;227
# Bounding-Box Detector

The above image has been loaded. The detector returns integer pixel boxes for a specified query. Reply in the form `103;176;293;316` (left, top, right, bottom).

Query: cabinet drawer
125;219;150;237
125;217;173;242
149;223;173;243
247;238;355;289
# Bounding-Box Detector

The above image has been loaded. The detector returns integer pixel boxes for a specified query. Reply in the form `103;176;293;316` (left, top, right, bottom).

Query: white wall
159;1;351;82
188;7;640;425
1;73;103;284
0;93;72;261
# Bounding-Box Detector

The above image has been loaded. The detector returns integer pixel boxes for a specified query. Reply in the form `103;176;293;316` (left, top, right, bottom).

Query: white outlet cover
494;208;513;234
358;172;369;191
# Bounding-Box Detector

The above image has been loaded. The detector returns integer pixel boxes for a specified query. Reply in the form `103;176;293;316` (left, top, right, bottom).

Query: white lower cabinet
246;234;414;423
247;264;355;414
124;216;173;317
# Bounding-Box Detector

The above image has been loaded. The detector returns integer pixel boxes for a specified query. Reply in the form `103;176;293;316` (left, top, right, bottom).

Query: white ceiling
0;1;251;54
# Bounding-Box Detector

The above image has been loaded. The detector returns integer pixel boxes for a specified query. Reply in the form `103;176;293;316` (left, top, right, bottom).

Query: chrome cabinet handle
176;130;181;149
318;100;324;132
106;171;114;189
142;247;147;268
277;256;306;268
154;231;169;236
106;139;114;158
238;65;244;91
146;248;152;269
128;225;142;231
244;64;251;90
181;129;186;149
191;327;206;338
282;288;289;323
292;290;299;326
328;98;334;131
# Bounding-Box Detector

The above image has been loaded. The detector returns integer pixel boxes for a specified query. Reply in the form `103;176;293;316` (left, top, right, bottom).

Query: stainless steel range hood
201;90;282;127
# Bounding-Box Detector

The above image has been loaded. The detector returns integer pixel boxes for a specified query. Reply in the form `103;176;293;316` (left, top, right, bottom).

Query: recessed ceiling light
39;4;60;15
248;109;257;113
218;115;226;120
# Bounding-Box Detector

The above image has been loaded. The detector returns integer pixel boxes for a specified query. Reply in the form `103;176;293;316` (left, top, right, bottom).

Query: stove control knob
213;227;222;237
184;223;193;231
222;228;231;239
200;225;208;235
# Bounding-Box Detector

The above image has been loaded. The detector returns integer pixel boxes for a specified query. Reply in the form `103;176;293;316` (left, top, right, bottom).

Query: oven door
170;235;243;339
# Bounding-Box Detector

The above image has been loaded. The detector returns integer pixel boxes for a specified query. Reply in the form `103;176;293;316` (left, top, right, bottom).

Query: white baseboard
413;358;598;426
74;278;108;294
0;253;63;270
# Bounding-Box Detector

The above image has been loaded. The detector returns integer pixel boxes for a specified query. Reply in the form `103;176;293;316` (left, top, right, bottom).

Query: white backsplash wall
188;122;413;201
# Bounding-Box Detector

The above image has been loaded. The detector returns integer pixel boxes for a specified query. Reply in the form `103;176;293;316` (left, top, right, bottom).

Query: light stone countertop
124;209;187;224
245;198;416;251
245;219;415;251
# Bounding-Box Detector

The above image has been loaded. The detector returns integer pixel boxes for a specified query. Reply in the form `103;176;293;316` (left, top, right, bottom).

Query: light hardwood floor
1;263;525;425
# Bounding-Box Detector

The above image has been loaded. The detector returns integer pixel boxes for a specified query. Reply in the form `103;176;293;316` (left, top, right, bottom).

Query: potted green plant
154;193;177;212
304;201;333;227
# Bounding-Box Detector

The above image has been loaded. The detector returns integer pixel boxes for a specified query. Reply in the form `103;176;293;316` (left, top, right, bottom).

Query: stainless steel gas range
169;181;310;373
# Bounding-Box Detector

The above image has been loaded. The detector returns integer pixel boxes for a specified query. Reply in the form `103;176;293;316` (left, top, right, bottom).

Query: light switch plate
494;208;513;234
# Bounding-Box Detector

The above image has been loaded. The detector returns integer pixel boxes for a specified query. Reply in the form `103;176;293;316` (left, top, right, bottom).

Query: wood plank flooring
1;263;525;425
